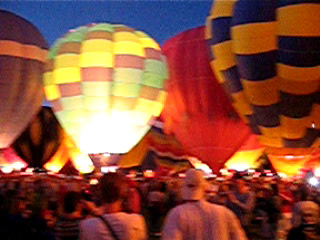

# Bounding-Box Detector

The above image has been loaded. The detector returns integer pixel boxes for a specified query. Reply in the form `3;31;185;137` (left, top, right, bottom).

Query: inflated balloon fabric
12;107;64;168
44;23;168;154
207;0;320;148
162;26;261;171
0;10;48;148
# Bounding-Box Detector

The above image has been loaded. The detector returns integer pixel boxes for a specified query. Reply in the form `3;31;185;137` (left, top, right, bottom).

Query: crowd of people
0;169;319;240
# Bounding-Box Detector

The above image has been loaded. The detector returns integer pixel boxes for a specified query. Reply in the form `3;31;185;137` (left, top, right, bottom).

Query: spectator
145;188;166;239
123;179;142;214
80;172;147;240
162;169;247;240
278;180;294;239
287;201;320;240
208;181;230;206
226;176;255;236
292;185;313;228
55;191;82;240
255;183;281;240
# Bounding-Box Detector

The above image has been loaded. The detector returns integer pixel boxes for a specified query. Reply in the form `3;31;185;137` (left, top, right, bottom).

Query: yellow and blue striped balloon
207;0;320;149
43;23;168;154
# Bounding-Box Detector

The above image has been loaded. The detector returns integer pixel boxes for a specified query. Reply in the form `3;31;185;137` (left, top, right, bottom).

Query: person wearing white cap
162;169;247;240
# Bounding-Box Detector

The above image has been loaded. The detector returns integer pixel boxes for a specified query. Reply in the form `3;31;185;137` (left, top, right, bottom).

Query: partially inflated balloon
44;23;168;154
44;132;94;174
161;26;262;172
207;0;320;149
13;106;94;173
0;10;48;148
12;107;64;168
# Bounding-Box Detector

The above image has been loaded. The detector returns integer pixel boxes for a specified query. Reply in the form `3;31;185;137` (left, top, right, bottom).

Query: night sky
1;0;212;46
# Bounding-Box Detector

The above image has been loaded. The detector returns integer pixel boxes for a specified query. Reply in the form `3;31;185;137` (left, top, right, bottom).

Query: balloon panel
58;160;79;176
0;10;48;148
12;106;94;173
207;0;320;149
225;134;265;171
44;23;168;154
44;133;94;175
161;26;261;172
268;152;320;177
12;107;64;168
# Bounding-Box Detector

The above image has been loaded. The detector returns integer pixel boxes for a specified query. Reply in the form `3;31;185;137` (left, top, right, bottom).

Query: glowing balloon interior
44;23;168;154
161;26;261;172
206;0;320;149
0;10;48;148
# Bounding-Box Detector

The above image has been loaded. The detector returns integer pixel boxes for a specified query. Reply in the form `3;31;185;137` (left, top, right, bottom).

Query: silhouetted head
99;172;128;204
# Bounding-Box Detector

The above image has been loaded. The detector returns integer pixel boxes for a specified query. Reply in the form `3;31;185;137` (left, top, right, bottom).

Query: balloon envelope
12;107;64;168
267;147;320;176
0;10;48;148
207;0;320;150
44;23;168;154
12;106;94;173
161;26;261;172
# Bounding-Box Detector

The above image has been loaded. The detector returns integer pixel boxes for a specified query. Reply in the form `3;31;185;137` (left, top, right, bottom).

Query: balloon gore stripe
207;0;320;148
44;23;168;154
0;10;48;148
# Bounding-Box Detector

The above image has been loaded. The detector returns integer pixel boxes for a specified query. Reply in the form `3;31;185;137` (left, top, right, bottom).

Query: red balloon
161;26;260;171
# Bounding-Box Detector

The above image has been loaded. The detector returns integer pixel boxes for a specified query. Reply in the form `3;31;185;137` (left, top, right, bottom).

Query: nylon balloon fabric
12;106;94;173
12;107;64;168
206;0;320;149
0;10;48;148
161;26;261;172
44;23;168;154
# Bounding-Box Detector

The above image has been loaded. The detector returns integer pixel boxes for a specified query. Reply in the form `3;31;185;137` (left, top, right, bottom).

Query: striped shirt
55;216;81;240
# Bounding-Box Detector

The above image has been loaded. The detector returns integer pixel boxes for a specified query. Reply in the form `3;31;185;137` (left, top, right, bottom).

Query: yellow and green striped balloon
44;23;168;154
206;0;320;149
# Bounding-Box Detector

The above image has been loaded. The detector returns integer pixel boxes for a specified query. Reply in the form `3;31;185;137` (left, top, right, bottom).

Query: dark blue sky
1;0;212;46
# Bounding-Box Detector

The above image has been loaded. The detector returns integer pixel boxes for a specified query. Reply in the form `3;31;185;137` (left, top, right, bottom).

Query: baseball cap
182;169;206;200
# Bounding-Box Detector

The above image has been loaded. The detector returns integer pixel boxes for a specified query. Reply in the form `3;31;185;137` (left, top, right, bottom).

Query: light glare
90;179;99;185
101;166;118;173
12;162;26;170
228;164;250;172
308;177;318;186
1;166;13;174
314;168;320;177
79;113;149;154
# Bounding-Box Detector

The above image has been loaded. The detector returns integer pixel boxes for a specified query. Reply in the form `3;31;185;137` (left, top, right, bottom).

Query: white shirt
162;200;247;240
80;212;147;240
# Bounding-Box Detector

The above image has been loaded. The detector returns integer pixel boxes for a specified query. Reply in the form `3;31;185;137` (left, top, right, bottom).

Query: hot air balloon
119;125;194;175
0;10;48;148
161;26;262;172
44;132;94;174
12;107;64;168
12;107;94;173
206;0;320;174
43;23;168;155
